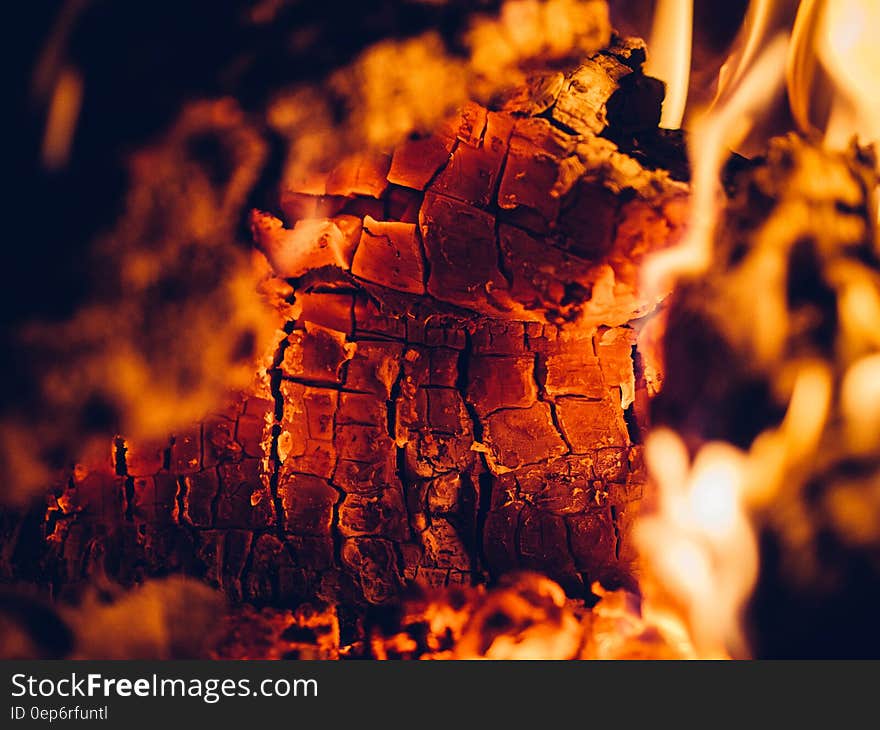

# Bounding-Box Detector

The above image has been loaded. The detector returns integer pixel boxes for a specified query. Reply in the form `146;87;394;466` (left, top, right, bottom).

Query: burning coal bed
2;0;880;660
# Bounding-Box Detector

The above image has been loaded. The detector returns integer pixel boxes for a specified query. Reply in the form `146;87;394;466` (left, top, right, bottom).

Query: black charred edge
455;331;493;578
269;321;297;539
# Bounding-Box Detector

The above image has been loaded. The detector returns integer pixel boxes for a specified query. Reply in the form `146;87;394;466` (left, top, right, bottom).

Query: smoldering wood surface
9;0;615;505
1;36;686;612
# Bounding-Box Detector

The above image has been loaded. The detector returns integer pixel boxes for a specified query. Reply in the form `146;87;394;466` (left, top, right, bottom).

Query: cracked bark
12;37;686;610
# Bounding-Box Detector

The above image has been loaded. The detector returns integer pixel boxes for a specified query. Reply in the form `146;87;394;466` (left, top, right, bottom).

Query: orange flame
41;66;82;170
788;0;880;222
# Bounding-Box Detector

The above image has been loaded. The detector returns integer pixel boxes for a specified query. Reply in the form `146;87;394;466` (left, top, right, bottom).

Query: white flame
842;354;880;455
789;0;880;220
644;0;693;130
638;431;757;658
789;0;880;152
638;362;832;657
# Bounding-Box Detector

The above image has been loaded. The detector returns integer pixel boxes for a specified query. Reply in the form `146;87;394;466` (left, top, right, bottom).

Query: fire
642;34;789;295
41;66;82;170
790;0;880;220
789;0;880;152
712;0;799;123
642;0;880;154
11;0;880;661
634;0;880;659
841;355;880;456
644;0;693;130
638;431;756;658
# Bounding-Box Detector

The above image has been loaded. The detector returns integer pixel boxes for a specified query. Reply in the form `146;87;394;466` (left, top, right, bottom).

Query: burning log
76;39;680;606
3;16;688;645
13;0;880;665
244;36;685;609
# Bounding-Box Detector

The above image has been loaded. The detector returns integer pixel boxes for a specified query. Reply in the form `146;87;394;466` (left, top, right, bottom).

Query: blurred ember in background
4;0;880;660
